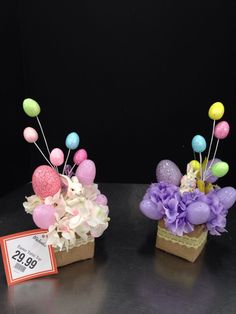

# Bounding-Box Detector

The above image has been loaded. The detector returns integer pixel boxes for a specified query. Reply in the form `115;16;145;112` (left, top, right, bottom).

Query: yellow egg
190;160;200;171
208;102;224;120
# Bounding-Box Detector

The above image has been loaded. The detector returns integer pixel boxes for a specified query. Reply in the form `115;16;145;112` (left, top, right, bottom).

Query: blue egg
66;132;80;150
191;135;207;153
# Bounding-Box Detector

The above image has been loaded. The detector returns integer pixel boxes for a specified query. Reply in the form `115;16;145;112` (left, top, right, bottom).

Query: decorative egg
65;132;80;150
23;127;38;143
191;135;207;153
139;199;163;220
186;201;210;225
205;158;221;183
50;148;64;166
23;98;41;117
96;194;108;206
208;102;224;120
33;204;56;229
32;165;61;198
190;160;200;171
73;149;87;165
214;121;230;139
216;187;236;210
75;159;96;185
156;160;182;186
211;161;229;178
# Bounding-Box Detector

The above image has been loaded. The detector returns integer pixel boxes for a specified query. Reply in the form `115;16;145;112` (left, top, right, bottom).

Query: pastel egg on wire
191;135;207;153
214;121;230;139
23;98;41;117
65;132;80;150
63;132;80;175
208;102;224;120
211;161;229;178
23;127;54;167
50;148;64;166
23;127;38;143
73;149;88;165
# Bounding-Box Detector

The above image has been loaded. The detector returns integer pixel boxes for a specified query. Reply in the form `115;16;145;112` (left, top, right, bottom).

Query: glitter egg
156;160;182;186
32;165;61;198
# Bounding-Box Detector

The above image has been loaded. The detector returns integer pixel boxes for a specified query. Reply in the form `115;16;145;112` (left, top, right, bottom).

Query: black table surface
1;183;236;314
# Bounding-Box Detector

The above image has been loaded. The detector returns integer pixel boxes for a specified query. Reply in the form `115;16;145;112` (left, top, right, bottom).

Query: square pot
156;220;207;262
55;240;95;267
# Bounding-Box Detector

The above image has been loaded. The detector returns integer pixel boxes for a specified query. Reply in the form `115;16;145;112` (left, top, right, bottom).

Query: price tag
0;229;58;286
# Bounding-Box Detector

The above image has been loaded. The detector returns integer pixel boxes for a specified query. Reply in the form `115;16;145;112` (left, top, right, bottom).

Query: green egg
211;161;229;178
23;98;41;117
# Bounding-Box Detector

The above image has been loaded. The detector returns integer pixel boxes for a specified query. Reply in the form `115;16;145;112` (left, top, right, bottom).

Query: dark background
1;0;236;196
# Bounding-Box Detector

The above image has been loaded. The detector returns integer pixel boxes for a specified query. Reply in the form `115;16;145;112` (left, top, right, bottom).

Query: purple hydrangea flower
143;182;228;236
164;189;204;236
199;191;227;235
147;182;180;220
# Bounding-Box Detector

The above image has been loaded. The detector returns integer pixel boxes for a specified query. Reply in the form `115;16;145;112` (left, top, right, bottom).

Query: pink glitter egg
50;148;64;166
32;165;61;198
73;149;88;165
214;121;230;139
23;127;38;143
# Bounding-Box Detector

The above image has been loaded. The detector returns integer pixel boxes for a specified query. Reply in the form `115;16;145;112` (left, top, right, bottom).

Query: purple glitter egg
156;160;182;186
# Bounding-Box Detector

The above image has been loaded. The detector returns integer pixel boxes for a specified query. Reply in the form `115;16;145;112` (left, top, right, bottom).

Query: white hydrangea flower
23;195;42;214
83;184;101;201
23;175;110;250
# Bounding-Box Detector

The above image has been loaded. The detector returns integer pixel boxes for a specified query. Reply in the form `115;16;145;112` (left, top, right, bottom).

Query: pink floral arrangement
22;98;110;251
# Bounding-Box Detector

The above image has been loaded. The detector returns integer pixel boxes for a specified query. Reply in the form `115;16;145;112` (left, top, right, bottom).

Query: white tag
0;229;58;285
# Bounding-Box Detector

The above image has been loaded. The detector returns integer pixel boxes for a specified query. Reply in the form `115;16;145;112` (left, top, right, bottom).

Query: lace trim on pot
157;226;207;249
54;236;94;253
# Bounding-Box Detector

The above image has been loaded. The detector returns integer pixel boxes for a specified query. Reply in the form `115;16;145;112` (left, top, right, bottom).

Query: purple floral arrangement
140;102;236;236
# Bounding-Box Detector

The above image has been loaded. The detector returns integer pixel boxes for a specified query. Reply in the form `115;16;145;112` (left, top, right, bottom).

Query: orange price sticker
0;229;58;286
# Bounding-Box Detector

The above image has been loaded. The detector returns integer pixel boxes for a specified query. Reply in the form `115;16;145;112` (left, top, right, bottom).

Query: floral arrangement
139;102;236;237
22;98;110;251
